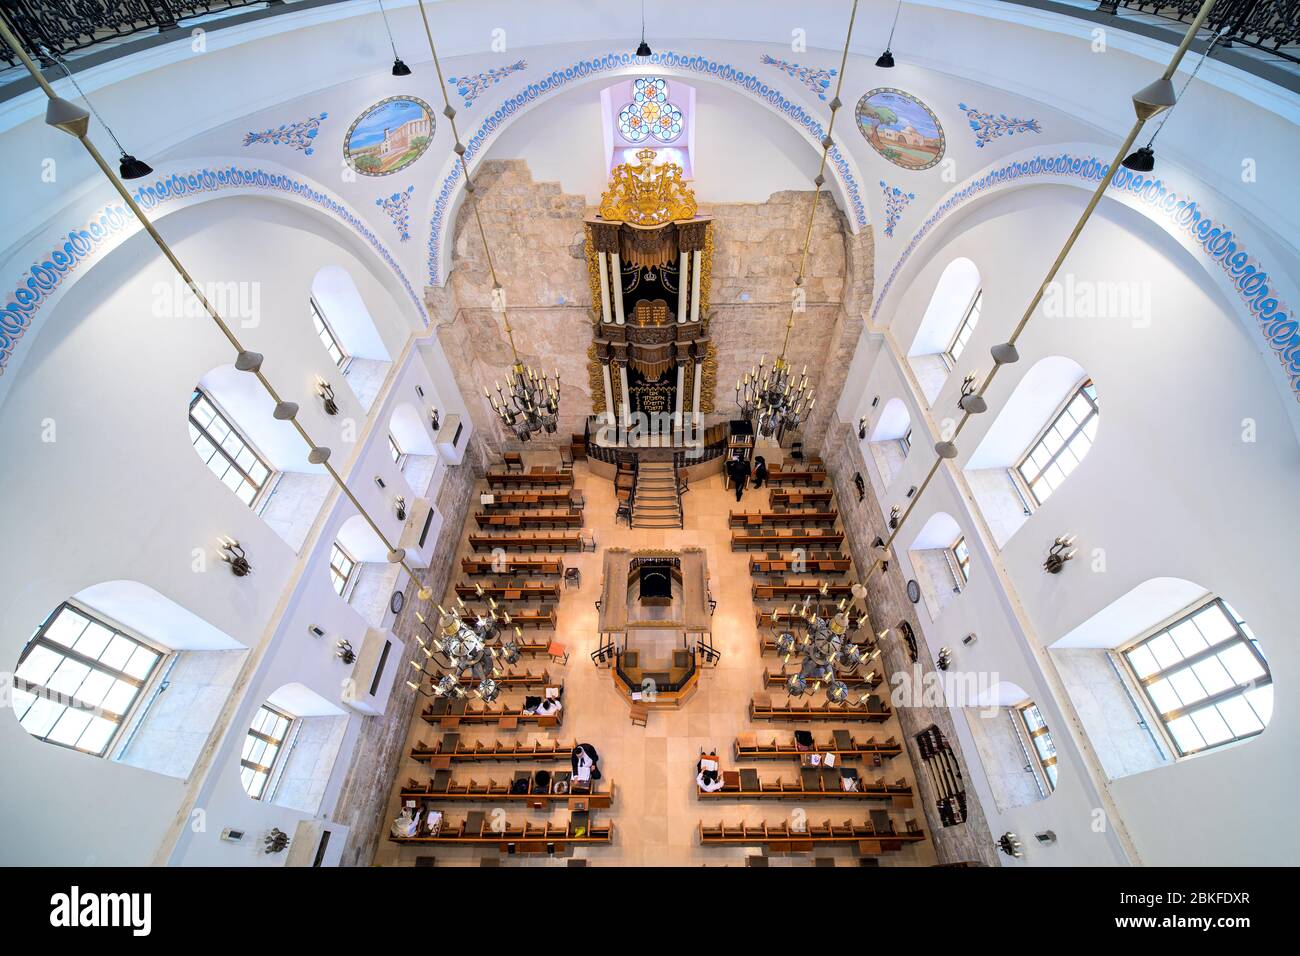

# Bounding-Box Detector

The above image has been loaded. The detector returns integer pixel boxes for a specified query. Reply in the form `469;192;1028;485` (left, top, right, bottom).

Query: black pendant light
51;54;152;179
1120;28;1223;174
636;0;652;58
877;0;903;68
378;0;412;76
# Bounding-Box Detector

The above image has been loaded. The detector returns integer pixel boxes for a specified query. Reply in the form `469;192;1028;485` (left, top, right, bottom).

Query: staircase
631;455;683;529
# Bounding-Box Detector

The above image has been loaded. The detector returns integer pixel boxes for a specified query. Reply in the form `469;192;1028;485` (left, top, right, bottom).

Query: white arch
389;401;437;456
196;363;320;474
869;397;911;443
335;513;389;564
908;511;962;552
311;265;392;363
908;257;982;357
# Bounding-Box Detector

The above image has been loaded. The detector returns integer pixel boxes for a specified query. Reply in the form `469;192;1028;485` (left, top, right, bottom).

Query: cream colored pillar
597;251;613;324
677;251;689;323
690;249;703;323
611;252;626;324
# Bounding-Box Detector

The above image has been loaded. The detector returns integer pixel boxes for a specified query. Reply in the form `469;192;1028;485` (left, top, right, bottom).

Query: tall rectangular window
899;427;912;457
1016;379;1098;506
951;536;970;584
329;543;356;596
1122;598;1271;757
189;390;272;507
944;290;982;364
1016;702;1058;792
311;298;347;367
388;433;403;464
240;704;293;799
11;603;162;757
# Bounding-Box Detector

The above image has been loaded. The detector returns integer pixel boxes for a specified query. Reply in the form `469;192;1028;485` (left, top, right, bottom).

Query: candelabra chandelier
485;351;560;443
736;354;815;439
774;582;874;702
410;595;521;703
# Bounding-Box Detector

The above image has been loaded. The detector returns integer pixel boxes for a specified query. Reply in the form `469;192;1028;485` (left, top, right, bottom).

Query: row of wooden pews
733;732;904;764
698;815;924;854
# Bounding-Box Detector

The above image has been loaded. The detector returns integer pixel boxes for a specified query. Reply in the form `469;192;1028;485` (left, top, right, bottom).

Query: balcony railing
1093;0;1299;64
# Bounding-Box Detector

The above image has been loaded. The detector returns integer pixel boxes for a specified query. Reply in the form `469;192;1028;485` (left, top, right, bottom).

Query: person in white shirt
696;757;725;792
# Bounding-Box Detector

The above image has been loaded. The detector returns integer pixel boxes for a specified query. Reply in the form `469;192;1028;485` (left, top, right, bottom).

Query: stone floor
373;454;936;867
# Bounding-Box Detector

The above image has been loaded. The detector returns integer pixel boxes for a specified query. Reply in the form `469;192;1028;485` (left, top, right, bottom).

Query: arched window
388;401;442;498
964;681;1056;810
866;397;912;489
241;704;293;799
310;266;394;413
311;297;347;368
964;357;1098;548
329;543;357;597
618;78;684;144
1014;701;1058;794
905;512;968;621
189;388;273;508
907;258;982;405
331;515;400;628
239;684;350;812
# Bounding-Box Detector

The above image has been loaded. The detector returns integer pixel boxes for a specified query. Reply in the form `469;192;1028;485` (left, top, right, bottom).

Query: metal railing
1091;0;1300;64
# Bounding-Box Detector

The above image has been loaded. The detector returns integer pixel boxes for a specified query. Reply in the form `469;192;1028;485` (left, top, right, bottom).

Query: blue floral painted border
871;152;1300;401
1;166;427;377
426;49;868;285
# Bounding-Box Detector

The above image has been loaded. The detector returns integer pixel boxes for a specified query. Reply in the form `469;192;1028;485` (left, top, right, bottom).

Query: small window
189;389;272;507
329;543;357;597
1122;598;1272;757
1016;378;1098;506
950;536;970;584
11;603;162;757
388;433;403;465
240;704;293;799
943;289;982;364
899;427;912;457
1016;702;1058;793
311;298;347;368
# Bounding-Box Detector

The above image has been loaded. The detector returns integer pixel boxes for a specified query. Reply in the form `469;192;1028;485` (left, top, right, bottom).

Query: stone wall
823;416;1000;867
331;438;481;866
430;161;872;457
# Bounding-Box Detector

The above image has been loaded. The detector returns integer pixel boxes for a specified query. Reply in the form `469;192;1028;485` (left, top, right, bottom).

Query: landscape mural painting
344;96;436;176
855;87;945;171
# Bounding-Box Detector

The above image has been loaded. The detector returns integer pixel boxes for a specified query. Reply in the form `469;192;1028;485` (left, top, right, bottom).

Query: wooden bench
764;466;828;488
731;531;844;551
698;816;924;853
402;774;614;808
410;734;575;765
768;489;834;508
421;696;564;728
697;767;913;806
469;532;583;553
750;557;852;576
734;732;904;764
474;510;583;530
752;581;857;601
749;693;892;723
729;510;840;529
763;670;882;690
485;470;575;490
389;812;612;848
481;490;581;511
461;557;565;577
454;583;561;603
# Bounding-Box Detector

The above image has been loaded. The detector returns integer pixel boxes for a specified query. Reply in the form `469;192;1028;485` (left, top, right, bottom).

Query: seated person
534;687;564;718
571;742;601;781
696;756;725;793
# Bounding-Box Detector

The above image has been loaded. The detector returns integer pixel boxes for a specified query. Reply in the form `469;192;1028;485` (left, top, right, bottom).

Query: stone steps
632;461;682;528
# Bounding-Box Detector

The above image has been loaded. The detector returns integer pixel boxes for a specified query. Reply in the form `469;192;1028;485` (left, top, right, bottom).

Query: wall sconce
394;496;407;521
996;832;1023;858
888;506;901;530
957;372;987;413
336;640;356;665
936;647;953;671
1043;534;1078;574
857;417;867;440
315;376;339;416
854;472;866;502
264;828;290;854
218;536;252;577
429;406;441;432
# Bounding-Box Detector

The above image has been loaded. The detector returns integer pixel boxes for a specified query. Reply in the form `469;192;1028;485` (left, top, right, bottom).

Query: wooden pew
763;670;882;690
401;773;614;808
768;489;835;509
454;583;561;603
421;695;564;729
764;465;828;487
422;669;552;689
749;693;892;723
750;557;853;576
698;766;913;806
731;531;844;552
752;581;856;601
698;816;924;853
733;732;904;764
474;510;583;530
480;490;581;511
410;734;576;766
389;812;613;847
469;532;583;552
485;470;575;490
729;510;840;529
461;557;565;577
758;634;873;658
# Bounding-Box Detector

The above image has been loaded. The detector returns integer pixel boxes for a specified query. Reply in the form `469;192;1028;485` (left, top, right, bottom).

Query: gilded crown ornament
598;148;698;227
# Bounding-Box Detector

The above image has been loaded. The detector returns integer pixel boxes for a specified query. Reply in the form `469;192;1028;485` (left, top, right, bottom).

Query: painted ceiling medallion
856;88;945;171
598;148;698;227
344;96;435;177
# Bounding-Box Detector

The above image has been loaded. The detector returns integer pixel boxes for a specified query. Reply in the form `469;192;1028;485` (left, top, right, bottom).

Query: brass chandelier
409;593;522;703
737;354;814;439
775;582;875;702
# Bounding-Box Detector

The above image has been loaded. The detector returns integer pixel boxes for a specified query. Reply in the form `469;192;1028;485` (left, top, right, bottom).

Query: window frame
310;297;349;369
329;542;357;597
950;535;970;585
898;427;912;457
1014;701;1058;795
1120;597;1271;758
240;703;295;800
188;388;275;509
942;289;983;366
11;601;165;757
388;433;405;468
1015;377;1099;507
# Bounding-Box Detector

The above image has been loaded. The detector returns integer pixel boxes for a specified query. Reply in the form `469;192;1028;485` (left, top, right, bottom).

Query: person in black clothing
726;454;751;503
571;742;601;780
752;455;768;489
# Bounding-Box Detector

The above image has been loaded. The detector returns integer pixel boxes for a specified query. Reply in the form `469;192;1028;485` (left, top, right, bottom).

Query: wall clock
906;579;921;603
390;590;405;614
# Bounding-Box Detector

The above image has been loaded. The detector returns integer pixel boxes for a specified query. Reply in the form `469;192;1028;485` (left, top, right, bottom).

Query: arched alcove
905;512;969;621
190;364;331;552
310;265;394;413
10;581;246;778
331;514;400;629
239;682;348;814
388;401;441;498
963;356;1098;548
964;680;1058;810
906;257;982;405
867;397;912;489
1050;577;1272;781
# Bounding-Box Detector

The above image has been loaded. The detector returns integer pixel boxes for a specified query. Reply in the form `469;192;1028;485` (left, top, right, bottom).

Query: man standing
726;453;751;503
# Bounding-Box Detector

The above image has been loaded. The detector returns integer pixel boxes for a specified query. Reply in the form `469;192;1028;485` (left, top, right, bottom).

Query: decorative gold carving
631;299;671;327
587;343;607;414
700;342;718;414
620;224;677;269
584;224;603;315
699;223;715;318
598;148;698;227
